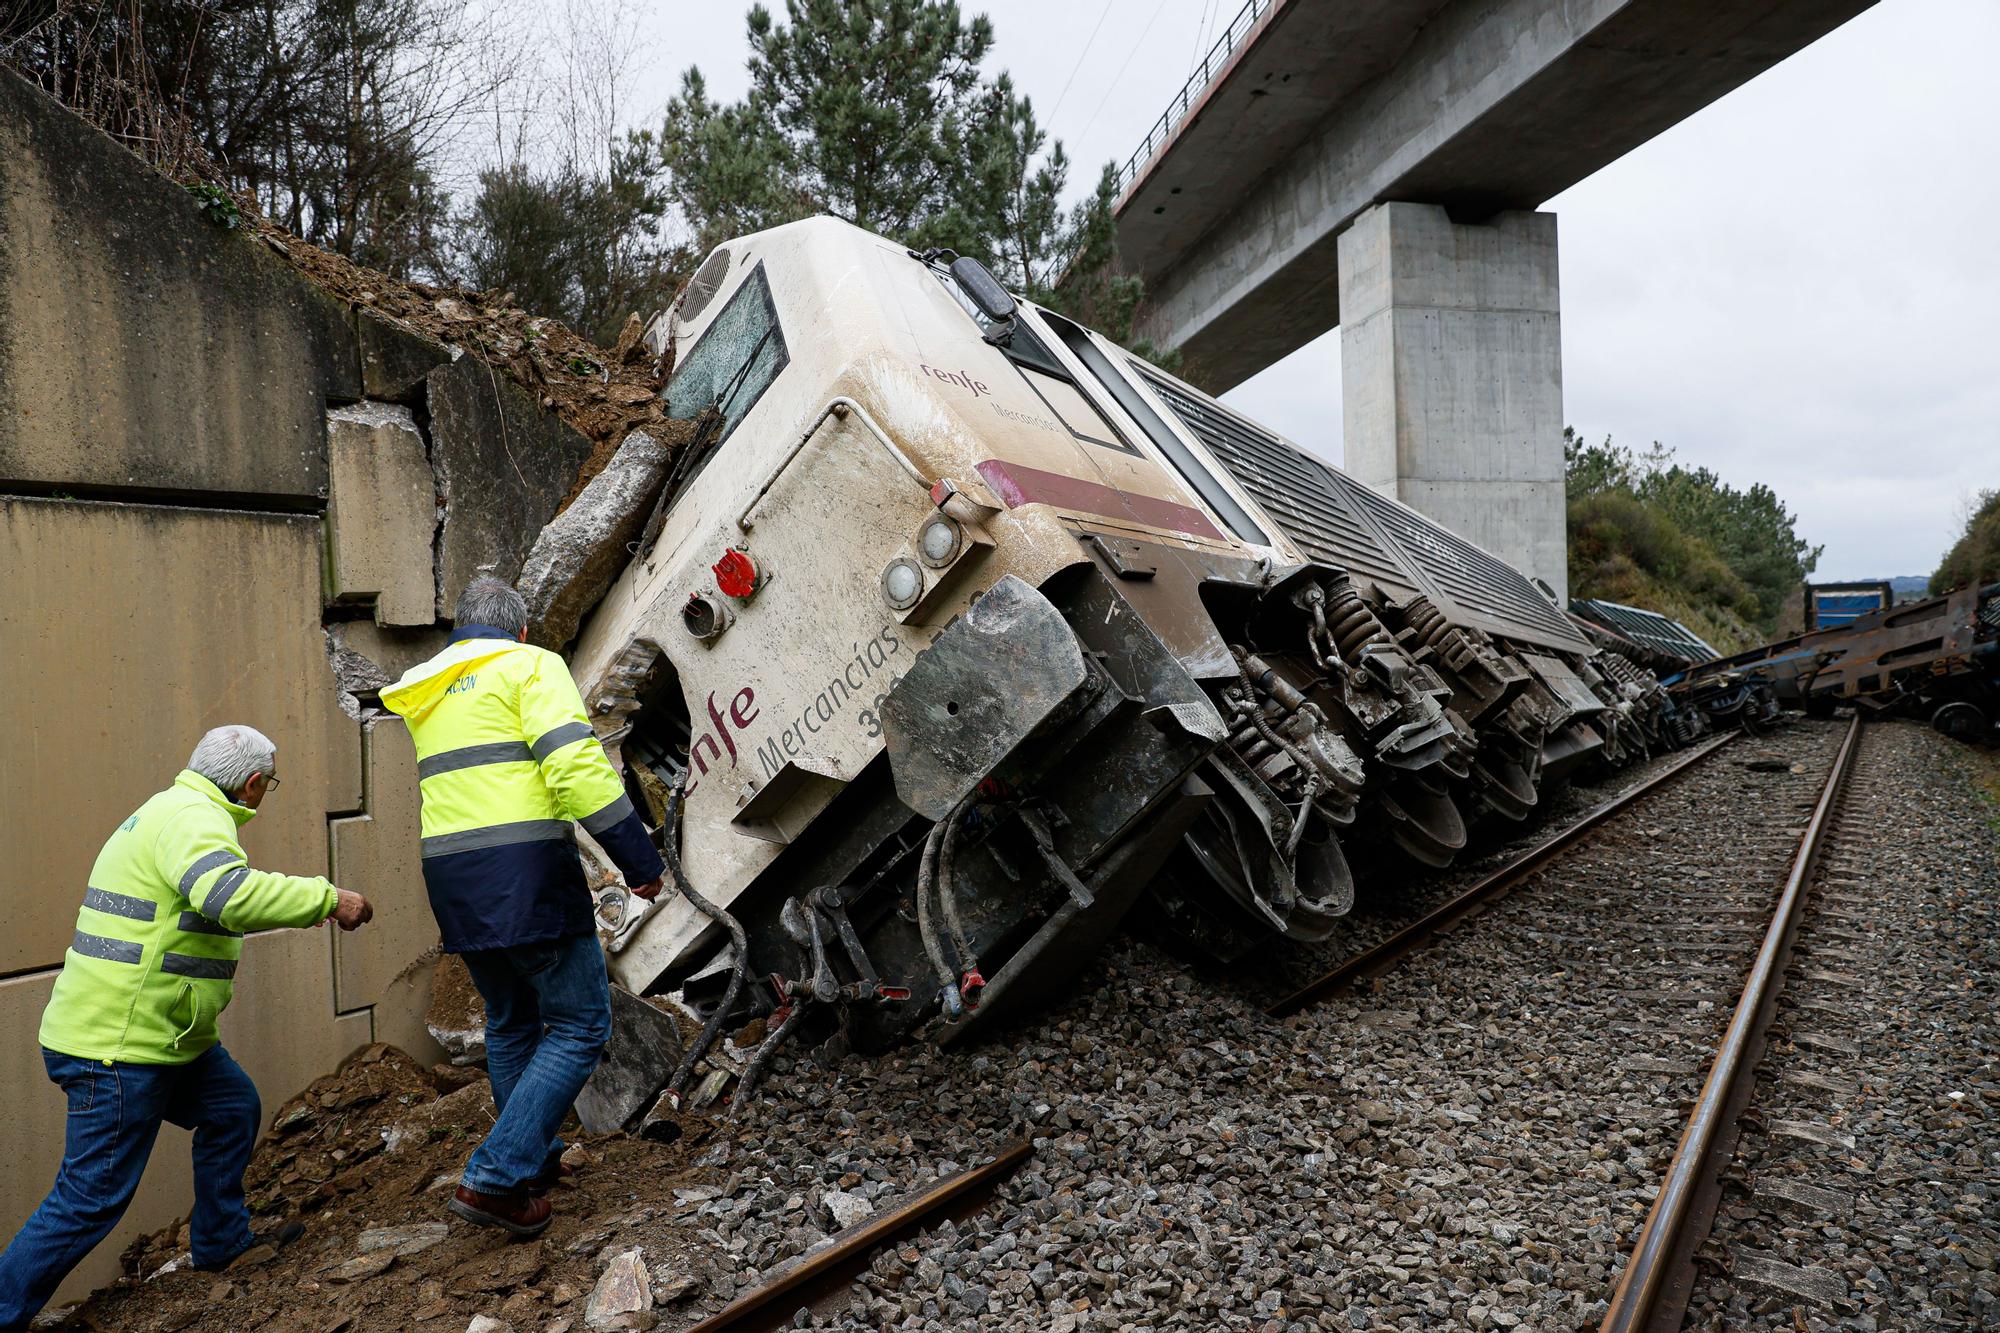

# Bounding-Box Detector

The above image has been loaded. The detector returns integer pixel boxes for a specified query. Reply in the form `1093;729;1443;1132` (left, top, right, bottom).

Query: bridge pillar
1338;202;1568;600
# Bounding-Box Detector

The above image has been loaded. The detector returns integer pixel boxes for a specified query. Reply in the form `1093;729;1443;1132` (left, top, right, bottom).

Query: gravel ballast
1681;722;2000;1331
65;719;1997;1333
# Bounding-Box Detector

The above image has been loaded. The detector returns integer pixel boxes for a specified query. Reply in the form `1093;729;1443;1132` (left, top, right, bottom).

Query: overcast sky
618;0;1997;580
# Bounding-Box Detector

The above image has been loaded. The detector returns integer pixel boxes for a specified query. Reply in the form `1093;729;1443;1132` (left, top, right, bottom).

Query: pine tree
659;0;1146;349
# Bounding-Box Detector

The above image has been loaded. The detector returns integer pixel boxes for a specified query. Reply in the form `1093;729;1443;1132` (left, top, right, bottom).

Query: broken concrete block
327;621;448;685
573;987;684;1134
427;356;593;617
326;401;437;626
358;312;452;403
325;626;395;697
464;1316;512;1333
585;1250;651;1330
517;429;675;650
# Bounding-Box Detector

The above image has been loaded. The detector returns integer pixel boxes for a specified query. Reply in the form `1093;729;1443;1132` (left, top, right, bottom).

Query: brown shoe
447;1185;552;1238
526;1154;575;1197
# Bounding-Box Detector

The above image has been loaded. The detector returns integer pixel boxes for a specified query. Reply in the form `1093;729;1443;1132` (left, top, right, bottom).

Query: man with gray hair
384;577;662;1237
0;727;372;1326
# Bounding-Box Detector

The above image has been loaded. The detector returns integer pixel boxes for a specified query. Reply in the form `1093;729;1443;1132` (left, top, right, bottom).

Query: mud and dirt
242;210;694;497
71;1045;721;1333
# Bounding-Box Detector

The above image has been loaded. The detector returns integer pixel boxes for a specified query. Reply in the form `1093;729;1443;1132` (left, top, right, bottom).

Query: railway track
683;1142;1033;1333
655;716;1973;1332
683;733;1765;1330
1600;715;1869;1331
1253;716;1861;1327
1269;730;1741;1017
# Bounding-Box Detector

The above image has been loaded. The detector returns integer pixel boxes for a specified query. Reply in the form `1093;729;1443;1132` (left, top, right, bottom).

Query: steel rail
1266;730;1740;1019
680;1140;1033;1333
1599;713;1864;1333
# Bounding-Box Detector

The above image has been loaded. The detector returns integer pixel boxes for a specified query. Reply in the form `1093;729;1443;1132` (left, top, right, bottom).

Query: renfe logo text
684;687;758;795
920;364;990;398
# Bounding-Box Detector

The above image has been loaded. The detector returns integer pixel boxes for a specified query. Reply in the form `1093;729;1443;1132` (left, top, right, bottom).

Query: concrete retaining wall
0;70;590;1300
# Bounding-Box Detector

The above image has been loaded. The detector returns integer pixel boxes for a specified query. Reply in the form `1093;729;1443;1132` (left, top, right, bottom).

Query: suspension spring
1404;594;1452;651
1325;577;1397;663
1608;653;1653;692
1402;592;1497;678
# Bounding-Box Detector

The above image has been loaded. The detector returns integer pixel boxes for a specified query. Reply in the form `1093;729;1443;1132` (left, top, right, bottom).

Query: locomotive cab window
664;262;790;488
1038;310;1271;546
1016;360;1129;453
927;255;1135;454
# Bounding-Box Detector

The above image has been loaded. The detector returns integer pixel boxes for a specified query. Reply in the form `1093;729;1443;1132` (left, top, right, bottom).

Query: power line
1075;0;1166;144
1048;0;1121;122
1187;0;1220;78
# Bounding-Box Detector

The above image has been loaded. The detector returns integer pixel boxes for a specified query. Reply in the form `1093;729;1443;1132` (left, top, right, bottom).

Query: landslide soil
244;208;695;496
71;1044;719;1333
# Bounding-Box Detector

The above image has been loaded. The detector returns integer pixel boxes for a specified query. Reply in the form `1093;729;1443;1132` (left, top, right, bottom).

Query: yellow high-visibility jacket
381;626;662;951
39;770;337;1064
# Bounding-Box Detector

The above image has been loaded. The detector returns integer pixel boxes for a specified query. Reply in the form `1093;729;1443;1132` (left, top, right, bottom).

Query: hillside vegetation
1565;430;1821;654
1932;489;2000;595
2;0;1148;352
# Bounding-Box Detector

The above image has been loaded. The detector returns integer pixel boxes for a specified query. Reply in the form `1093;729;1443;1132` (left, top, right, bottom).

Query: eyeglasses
263;776;282;789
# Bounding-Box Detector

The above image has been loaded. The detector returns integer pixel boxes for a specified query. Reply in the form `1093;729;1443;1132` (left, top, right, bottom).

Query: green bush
1932;489;2000;595
1564;429;1817;638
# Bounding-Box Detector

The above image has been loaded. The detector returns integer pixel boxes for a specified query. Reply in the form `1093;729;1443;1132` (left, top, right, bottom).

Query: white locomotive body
571;216;1683;1052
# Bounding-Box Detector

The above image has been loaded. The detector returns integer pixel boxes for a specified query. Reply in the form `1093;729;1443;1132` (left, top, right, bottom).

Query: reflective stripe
161;953;237;980
178;911;243;939
417;741;535;781
82;887;155;922
578;793;636;836
72;930;142;965
177;850;241;898
204;866;251;919
421;820;574;858
530;722;595;762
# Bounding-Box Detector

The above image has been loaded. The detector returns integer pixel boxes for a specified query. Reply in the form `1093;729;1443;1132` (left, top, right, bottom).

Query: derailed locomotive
564;217;1692;1070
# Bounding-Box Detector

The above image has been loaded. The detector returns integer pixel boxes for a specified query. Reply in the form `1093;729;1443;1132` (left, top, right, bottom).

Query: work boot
447;1185;552;1238
525;1151;575;1197
196;1219;305;1271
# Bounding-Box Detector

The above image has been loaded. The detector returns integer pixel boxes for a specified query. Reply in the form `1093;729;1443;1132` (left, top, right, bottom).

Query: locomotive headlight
682;592;733;641
917;514;963;567
880;557;924;610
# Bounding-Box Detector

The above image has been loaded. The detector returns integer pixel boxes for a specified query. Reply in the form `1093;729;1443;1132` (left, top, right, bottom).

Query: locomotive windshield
663;262;790;481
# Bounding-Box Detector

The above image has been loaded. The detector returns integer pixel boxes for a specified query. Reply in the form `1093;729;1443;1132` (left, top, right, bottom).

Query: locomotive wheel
1472;752;1537;822
1177;760;1356;943
1280;828;1355;941
1931;700;1990;742
1377;777;1467;868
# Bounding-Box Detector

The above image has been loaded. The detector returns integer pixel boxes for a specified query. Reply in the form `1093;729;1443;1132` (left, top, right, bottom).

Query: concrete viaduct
1114;0;1878;598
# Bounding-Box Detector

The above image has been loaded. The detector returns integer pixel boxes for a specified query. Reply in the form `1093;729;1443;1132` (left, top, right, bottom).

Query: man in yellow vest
383;578;662;1238
0;726;373;1327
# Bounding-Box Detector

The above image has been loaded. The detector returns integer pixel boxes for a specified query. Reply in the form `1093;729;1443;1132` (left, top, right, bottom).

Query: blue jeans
458;931;610;1195
0;1045;260;1330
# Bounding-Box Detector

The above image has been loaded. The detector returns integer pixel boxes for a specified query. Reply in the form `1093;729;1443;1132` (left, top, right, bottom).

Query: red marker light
713;548;759;599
